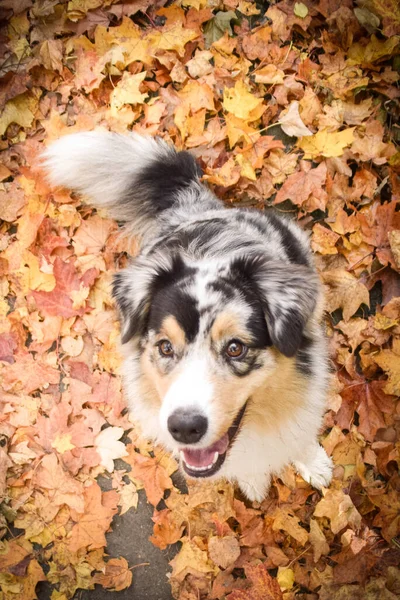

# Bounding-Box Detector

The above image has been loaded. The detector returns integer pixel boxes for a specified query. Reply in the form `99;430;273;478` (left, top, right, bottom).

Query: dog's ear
233;256;320;357
112;253;175;344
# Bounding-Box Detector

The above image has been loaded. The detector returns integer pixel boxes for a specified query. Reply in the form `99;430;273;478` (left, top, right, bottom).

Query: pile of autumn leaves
0;0;400;598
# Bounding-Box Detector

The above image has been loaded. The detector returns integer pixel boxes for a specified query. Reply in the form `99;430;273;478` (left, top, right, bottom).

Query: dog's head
113;250;320;477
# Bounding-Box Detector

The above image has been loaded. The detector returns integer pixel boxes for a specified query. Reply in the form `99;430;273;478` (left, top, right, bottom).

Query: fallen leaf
223;80;265;121
279;101;313;137
297;128;355;158
227;563;283;599
322;269;370;320
309;518;330;562
34;453;85;512
95;427;128;473
208;536;241;569
170;538;218;582
314;489;362;534
93;556;132;591
125;446;173;506
204;11;237;47
69;483;118;551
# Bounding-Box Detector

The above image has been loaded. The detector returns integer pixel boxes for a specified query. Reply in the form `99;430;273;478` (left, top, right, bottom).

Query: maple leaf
274;161;327;209
118;482;138;515
311;223;340;255
110;71;149;115
2;351;59;394
0;92;38;136
69;483;118;552
93;556;132;591
72;214;116;256
124;445;173;506
223;80;265;121
170;537;218;583
32;257;96;318
34;453;85;512
208;536;240;569
279;101;313;138
254;64;285;85
147;22;198;57
314;488;362;534
297;128;355;158
347;34;400;66
322;269;370;320
309;518;330;562
371;487;400;542
367;0;400;36
227;564;283;599
374;339;400;396
272;508;309;545
150;508;185;549
95;426;128;472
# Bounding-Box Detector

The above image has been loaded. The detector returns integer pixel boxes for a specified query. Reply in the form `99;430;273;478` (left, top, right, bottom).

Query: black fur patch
208;276;271;349
135;149;202;214
265;212;309;266
296;336;313;376
149;286;200;343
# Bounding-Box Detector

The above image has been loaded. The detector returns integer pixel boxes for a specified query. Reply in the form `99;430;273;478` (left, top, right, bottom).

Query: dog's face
114;251;320;478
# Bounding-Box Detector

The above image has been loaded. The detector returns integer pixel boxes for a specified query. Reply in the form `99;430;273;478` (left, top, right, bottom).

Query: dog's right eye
225;340;247;359
158;340;174;357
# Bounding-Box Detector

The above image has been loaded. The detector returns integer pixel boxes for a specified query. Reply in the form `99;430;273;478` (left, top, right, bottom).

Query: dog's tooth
212;452;219;465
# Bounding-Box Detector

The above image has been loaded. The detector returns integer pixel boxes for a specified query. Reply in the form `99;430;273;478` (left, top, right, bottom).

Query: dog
43;132;333;502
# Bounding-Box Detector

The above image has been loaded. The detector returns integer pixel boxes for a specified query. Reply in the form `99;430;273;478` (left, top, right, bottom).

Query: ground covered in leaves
0;0;400;598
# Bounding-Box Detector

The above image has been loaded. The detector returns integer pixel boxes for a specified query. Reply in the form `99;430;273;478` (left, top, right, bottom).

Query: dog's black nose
167;410;208;444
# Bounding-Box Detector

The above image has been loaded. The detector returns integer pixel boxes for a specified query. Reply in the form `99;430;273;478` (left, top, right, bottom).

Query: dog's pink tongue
182;434;229;467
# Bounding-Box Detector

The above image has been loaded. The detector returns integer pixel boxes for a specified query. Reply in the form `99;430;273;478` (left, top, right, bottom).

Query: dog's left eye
158;340;174;357
225;340;247;359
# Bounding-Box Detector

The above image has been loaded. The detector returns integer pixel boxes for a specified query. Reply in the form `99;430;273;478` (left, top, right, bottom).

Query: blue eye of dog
225;340;247;359
158;340;174;357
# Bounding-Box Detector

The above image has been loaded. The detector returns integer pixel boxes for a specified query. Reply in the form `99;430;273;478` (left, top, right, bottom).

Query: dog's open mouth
180;402;247;478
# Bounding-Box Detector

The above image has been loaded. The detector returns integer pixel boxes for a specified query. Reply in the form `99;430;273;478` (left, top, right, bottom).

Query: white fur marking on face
159;357;214;444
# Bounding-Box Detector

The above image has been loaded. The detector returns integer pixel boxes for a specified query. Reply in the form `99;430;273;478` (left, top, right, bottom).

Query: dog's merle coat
43;132;333;502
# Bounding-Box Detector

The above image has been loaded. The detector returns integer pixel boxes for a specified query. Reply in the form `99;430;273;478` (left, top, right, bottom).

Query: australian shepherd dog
43;132;333;502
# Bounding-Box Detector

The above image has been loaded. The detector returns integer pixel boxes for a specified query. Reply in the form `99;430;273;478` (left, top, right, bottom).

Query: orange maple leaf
227;564;283;599
125;446;173;506
68;482;118;552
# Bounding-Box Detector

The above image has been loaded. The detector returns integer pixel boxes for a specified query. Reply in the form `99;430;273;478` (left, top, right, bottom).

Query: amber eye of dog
225;340;247;359
158;340;174;357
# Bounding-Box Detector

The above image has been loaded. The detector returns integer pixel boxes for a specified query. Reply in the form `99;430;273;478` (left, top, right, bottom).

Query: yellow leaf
118;482;139;515
235;153;257;180
374;340;400;395
23;251;56;293
110;71;148;116
225;113;259;148
170;538;218;583
51;433;76;454
374;313;398;330
254;64;285;84
348;34;400;65
272;508;309;545
297;128;355;158
294;2;308;18
277;566;295;590
223;80;264;120
0;92;38;136
148;23;198;57
204;156;241;187
321;269;370;321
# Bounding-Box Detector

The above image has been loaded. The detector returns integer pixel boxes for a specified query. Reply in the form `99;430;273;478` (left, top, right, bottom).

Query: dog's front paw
238;476;269;503
294;445;333;490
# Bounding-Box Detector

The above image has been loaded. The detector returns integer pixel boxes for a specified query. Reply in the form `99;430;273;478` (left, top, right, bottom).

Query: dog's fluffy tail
42;131;218;236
